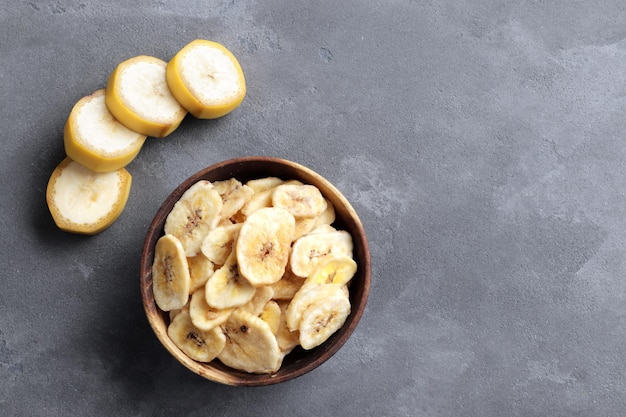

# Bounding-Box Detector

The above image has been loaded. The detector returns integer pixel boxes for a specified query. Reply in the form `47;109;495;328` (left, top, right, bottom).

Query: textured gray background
2;0;626;416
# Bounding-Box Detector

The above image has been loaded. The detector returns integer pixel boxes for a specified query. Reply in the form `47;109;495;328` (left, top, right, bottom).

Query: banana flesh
64;89;146;173
46;157;132;235
106;55;187;138
166;39;246;119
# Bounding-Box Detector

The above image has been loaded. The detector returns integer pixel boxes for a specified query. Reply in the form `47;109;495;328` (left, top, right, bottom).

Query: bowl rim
139;156;371;386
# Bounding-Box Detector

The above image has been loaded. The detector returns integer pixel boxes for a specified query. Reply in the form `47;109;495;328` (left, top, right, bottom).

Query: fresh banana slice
245;176;284;193
188;288;233;331
166;39;246;119
218;309;281;374
304;255;357;287
237;286;274;316
152;234;191;311
269;267;305;300
46;157;132;235
187;253;215;293
105;55;187;137
64;89;147;173
272;184;327;219
259;300;281;335
298;289;351;350
236;207;296;286
200;223;242;265
168;309;226;362
290;230;354;278
212;178;254;222
205;250;256;309
275;301;300;352
164;180;223;257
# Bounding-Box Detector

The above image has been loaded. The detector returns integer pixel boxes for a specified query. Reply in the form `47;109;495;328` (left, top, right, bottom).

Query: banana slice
239;187;275;218
294;217;318;240
212;178;254;222
245;176;284;193
46;157;132;235
200;223;242;265
218;309;281;374
285;283;345;332
166;39;246;119
169;303;188;322
313;198;336;228
240;180;305;218
309;224;337;234
259;300;281;335
269;267;305;300
168;309;226;362
237;286;274;316
164;180;223;257
298;289;351;350
187;253;215;293
290;230;353;278
64;89;147;172
205;250;256;309
188;288;233;331
106;55;187;137
275;301;300;352
272;184;327;219
236;207;296;286
304;255;357;287
152;234;191;311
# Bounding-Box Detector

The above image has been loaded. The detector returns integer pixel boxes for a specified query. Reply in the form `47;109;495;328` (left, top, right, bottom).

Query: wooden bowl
139;156;371;386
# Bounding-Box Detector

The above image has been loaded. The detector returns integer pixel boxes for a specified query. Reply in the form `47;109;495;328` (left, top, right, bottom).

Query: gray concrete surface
2;0;626;415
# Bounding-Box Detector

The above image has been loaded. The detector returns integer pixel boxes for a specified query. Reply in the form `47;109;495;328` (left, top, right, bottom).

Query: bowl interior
140;156;371;386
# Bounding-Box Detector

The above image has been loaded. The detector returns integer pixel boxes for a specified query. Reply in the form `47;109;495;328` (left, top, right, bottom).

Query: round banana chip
275;300;300;353
236;207;295;286
290;230;353;278
305;255;357;287
187;253;215;293
259;300;281;335
218;310;281;374
189;288;233;331
152;234;191;311
272;184;327;219
285;283;346;332
200;223;242;265
205;250;256;309
299;290;351;350
164;180;223;257
212;178;254;222
168;310;226;363
237;286;274;316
